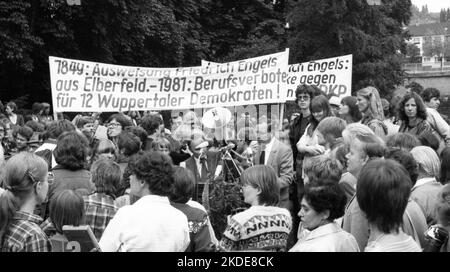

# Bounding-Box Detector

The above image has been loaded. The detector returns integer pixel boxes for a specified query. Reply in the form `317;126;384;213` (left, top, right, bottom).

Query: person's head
386;132;421;152
385;147;419;186
117;131;141;157
25;120;45;133
54;131;89;171
0;153;49;236
328;96;341;117
240;165;279;206
295;84;315;111
440;147;450;185
411;146;440;179
124;126;148;149
49;190;85;234
106;113;133;139
342;123;376;147
418;131;440;153
182;111;200;129
75;116;95;136
357;159;411;234
92;139;117;162
256;123;273;144
339;96;362;123
346;133;386;178
300;181;347;231
151;136;172;156
31;102;44;115
356;86;384;120
421;87;441;110
128;151;174;197
188;131;208;158
90;158;121;198
169;166;196;204
333;143;350;170
316;117;346;148
5;102;17;115
436;184;450;227
44;120;76;140
398;91;428;122
310;95;332;123
303;155;343;185
12;126;33;151
41;103;51;115
140;114;163;136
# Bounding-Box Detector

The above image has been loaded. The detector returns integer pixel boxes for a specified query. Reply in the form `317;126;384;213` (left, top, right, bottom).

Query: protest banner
286;54;352;100
49;50;289;113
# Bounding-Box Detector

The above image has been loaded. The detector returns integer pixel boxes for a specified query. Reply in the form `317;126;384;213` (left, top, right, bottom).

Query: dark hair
240;165;279;206
31;102;44;115
169;166;196;204
386;133;421;152
355;134;386;159
0;153;48;241
92;139;117;162
90;159;121;198
385;147;419;186
421;87;440;102
75;116;94;129
307;95;332;135
125;126;148;148
6;102;17;112
398;92;428;122
436;184;450;226
357;159;411;234
333;143;349;170
25;120;45;133
54;131;89;170
295;84;315;103
44;120;76;140
128;151;174;196
49;190;85;234
12;125;33;140
441;147;450;185
418;131;440;152
117;132;141;156
140;114;162;135
107;113;133;128
341;96;362;123
303;181;347;221
151;136;172;152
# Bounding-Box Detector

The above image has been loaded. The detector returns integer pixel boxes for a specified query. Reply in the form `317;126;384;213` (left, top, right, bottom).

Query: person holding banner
356;86;388;139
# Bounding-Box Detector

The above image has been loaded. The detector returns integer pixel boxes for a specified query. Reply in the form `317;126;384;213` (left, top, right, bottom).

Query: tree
287;0;412;97
440;9;447;23
405;43;421;62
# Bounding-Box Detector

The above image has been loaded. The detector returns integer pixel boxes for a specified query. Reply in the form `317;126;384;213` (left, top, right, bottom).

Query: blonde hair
342;123;377;146
357;86;385;121
411;146;440;179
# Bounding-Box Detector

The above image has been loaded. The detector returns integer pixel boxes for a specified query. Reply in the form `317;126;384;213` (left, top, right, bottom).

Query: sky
411;0;450;12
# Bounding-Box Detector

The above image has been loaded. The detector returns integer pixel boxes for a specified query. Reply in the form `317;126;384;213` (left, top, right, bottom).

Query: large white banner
49;50;289;112
286;54;352;100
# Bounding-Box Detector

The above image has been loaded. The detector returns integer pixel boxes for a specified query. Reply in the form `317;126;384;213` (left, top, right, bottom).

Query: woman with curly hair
398;91;434;139
99;151;190;252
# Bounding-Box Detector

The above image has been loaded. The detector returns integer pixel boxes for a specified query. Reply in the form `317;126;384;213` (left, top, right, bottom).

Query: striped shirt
1;211;51;252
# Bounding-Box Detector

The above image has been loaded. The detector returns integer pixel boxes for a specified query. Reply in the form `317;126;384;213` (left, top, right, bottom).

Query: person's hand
249;141;259;154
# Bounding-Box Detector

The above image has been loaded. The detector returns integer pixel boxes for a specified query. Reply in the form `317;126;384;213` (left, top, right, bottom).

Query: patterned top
220;206;292;252
83;193;118;241
1;211;51;252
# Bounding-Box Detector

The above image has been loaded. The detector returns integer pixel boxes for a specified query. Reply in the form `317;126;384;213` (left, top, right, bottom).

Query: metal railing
403;62;450;73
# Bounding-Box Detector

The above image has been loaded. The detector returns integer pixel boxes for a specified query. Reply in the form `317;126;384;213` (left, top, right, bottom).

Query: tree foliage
287;0;412;97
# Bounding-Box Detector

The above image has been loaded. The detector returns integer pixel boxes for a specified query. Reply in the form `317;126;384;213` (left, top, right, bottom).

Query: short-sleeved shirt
1;211;51;252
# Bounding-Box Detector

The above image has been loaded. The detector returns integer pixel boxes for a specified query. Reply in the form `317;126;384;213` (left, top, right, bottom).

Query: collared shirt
1;211;51;252
99;195;190;252
290;222;359;252
263;137;276;165
412;177;437;190
83;193;119;241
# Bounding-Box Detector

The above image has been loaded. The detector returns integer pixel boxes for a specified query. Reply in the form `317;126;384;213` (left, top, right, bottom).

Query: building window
413;37;420;44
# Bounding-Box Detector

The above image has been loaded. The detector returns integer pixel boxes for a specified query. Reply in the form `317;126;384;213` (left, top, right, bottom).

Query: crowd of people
0;84;450;252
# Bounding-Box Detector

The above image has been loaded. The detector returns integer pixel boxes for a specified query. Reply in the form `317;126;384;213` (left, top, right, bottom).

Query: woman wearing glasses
0;152;52;252
106;113;133;147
